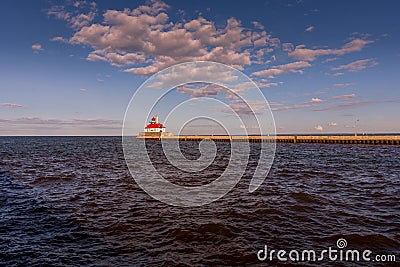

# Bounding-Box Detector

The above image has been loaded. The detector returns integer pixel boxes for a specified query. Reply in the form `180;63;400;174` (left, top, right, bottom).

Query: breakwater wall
137;135;400;145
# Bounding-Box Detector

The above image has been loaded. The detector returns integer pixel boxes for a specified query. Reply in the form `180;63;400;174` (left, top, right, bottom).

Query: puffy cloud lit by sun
46;0;375;80
314;125;323;131
311;98;325;103
48;0;284;76
32;43;43;52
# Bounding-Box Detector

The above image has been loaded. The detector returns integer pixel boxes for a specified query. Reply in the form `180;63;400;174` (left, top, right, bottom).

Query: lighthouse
144;115;166;133
137;115;173;138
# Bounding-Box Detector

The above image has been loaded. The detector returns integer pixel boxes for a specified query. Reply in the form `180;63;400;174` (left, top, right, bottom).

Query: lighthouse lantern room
144;115;166;133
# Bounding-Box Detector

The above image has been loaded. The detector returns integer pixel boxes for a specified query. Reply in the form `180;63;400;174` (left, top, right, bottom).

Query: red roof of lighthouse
145;123;165;128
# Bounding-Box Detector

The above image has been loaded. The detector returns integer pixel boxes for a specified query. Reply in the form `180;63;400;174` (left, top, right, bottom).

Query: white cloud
251;21;264;30
252;61;311;78
271;103;312;111
313;100;374;111
305;25;314;32
289;39;373;61
72;10;257;74
226;99;269;115
89;50;146;67
146;63;238;89
272;97;326;112
314;125;323;131
311;97;325;103
328;122;337;126
32;43;43;52
47;2;97;30
331;59;378;72
240;124;260;129
0;117;121;126
332;93;357;100
176;83;223;97
326;72;344;76
0;102;25;108
282;43;294;52
49;1;281;76
46;5;70;20
175;80;270;101
69;11;96;29
323;57;338;63
257;81;282;88
50;36;68;42
333;83;354;87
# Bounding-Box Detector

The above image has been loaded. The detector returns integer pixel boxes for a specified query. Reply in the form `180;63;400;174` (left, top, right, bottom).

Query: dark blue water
0;137;399;266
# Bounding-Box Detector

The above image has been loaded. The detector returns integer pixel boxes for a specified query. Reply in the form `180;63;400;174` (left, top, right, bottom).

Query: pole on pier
354;119;359;136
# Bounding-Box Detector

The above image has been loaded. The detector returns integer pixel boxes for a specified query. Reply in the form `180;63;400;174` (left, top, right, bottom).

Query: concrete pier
137;134;400;145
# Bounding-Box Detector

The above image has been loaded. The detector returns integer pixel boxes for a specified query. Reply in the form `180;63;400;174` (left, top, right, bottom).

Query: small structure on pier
137;115;173;138
144;115;165;133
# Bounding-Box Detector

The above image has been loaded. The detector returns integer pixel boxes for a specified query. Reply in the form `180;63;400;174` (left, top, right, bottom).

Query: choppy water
0;137;399;266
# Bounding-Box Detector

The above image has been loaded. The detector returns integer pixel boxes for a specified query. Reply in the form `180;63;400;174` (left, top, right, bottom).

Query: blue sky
0;0;399;135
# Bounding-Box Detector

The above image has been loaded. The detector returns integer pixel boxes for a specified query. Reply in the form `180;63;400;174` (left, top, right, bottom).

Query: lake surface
0;137;399;266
